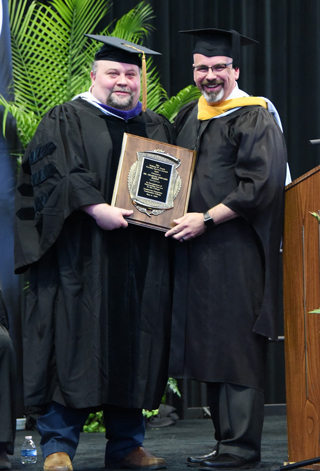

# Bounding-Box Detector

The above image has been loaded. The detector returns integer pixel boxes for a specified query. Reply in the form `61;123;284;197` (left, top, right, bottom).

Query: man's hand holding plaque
111;133;196;231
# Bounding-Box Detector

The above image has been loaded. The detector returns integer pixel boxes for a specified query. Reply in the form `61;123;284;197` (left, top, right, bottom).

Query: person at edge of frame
0;285;16;470
165;28;289;470
14;34;176;471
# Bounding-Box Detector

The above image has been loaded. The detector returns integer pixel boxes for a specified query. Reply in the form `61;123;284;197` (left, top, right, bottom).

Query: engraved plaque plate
111;133;197;231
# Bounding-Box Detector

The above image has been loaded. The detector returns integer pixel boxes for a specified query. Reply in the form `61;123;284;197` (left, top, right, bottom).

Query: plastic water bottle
21;436;37;464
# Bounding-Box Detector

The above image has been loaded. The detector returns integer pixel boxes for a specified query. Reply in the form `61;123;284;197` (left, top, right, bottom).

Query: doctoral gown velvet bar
15;99;175;411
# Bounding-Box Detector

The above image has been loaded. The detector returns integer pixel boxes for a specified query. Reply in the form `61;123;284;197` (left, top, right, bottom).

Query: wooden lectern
283;165;320;465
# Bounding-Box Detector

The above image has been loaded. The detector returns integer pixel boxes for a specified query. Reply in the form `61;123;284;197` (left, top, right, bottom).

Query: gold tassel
142;52;147;111
122;44;147;111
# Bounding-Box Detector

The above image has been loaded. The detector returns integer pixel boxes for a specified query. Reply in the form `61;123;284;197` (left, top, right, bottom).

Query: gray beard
106;91;134;110
202;87;225;103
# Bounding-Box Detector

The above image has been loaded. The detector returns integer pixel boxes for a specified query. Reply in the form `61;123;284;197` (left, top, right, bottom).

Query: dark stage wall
100;0;319;405
4;0;319;415
101;0;320;181
25;0;319;179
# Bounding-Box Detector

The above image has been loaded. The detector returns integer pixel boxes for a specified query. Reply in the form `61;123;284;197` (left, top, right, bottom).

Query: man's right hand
81;203;133;230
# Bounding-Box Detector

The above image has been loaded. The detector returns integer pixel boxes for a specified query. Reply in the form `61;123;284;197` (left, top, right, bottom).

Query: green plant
82;378;181;432
157;85;201;122
2;0;195;432
162;377;181;403
309;211;320;223
83;411;105;433
142;408;159;418
1;0;200;151
142;377;181;421
1;0;201;149
0;0;168;148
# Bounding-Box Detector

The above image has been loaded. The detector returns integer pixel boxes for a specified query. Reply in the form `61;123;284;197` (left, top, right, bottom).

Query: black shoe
199;453;260;470
186;448;218;467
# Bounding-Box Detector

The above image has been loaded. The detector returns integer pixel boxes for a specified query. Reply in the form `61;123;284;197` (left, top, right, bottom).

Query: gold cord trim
123;44;147;111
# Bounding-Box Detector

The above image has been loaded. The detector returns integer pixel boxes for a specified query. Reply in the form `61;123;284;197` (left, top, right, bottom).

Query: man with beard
166;29;288;469
15;35;175;471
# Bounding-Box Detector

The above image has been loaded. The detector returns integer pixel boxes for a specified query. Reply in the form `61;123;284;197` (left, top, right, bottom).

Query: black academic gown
169;102;287;391
15;98;175;411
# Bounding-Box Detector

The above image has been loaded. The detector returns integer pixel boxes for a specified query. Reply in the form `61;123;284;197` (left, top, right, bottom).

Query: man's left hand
165;212;206;242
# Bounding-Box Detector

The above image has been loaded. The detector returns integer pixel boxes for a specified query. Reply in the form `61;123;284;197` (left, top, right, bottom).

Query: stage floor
11;415;288;470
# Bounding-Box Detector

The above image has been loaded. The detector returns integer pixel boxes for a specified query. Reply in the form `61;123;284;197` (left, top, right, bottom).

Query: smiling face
90;60;141;110
193;54;240;104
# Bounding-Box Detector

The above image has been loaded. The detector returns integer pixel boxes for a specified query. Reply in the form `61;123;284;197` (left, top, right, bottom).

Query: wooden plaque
111;133;197;231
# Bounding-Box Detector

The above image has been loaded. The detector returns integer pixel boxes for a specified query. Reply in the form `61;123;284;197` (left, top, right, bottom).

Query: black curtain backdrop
8;0;320;411
95;0;320;181
26;0;320;196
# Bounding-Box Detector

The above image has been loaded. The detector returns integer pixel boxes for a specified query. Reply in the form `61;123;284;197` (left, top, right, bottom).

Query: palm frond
144;61;168;112
2;0;199;153
4;0;113;148
111;2;155;40
0;95;39;148
9;0;111;116
157;85;201;122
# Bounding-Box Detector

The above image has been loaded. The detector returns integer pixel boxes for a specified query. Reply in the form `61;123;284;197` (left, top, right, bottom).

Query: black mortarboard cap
85;34;161;68
85;34;161;111
180;28;258;68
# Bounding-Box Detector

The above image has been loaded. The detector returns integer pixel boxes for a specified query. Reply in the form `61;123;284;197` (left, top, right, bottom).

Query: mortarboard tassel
141;52;147;111
123;44;147;111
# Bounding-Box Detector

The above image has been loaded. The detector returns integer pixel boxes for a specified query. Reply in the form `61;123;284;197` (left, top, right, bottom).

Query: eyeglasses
193;62;233;75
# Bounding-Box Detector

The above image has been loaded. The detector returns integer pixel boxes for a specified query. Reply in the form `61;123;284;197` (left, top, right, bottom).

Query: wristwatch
203;211;215;230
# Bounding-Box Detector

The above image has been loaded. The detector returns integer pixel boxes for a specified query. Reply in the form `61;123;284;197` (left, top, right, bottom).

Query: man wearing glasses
166;29;288;469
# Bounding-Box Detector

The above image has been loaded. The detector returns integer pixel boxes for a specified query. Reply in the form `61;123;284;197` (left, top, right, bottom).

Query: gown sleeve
222;106;287;223
14;103;106;274
222;106;287;338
